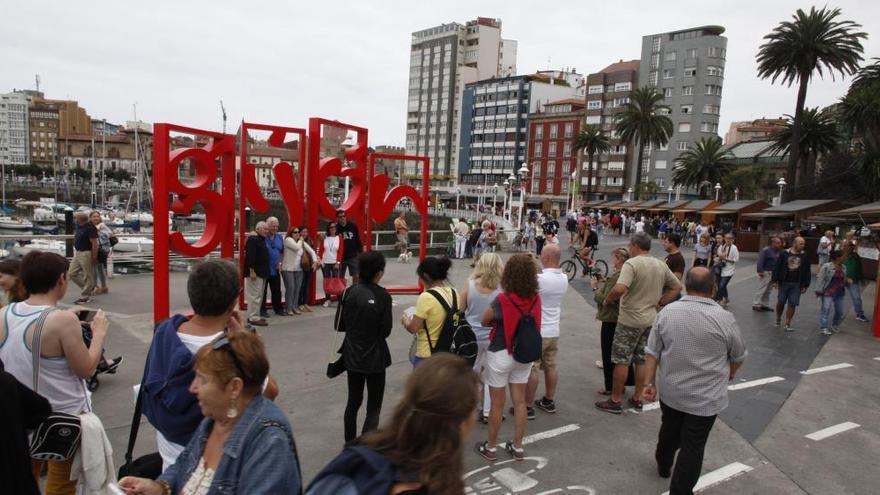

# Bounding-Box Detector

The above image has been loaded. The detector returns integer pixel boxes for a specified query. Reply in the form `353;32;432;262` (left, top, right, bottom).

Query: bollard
64;208;74;258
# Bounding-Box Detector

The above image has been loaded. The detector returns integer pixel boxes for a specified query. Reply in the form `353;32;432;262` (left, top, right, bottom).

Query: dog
398;251;413;263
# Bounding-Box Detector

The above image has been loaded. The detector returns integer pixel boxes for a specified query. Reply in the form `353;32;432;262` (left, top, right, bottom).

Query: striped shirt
646;296;747;416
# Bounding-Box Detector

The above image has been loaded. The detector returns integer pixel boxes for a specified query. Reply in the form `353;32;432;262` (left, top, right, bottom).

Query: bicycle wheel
560;260;578;281
593;259;609;278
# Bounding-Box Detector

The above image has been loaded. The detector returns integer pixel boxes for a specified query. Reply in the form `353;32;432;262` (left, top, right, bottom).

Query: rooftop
599;60;640;74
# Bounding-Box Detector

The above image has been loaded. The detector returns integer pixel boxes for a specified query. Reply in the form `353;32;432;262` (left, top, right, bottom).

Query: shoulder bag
29;309;85;461
301;243;313;271
117;382;162;479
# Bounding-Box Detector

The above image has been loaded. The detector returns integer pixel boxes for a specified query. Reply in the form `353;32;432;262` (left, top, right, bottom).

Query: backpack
507;295;542;364
307;445;423;495
424;289;478;366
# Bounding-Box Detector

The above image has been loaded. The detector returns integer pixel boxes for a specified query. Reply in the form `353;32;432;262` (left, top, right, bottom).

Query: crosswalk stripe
805;422;860;441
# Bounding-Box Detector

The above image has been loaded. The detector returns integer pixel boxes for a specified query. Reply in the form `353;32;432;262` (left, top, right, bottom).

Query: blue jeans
848;282;866;318
717;276;732;300
820;295;845;329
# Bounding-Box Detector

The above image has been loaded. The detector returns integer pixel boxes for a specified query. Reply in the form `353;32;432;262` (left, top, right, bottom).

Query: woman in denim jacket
120;330;301;495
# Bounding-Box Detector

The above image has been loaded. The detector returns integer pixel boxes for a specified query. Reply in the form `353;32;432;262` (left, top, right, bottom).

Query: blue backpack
306;445;425;495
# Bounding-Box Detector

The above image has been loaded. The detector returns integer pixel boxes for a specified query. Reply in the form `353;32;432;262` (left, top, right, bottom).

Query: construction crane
220;100;227;134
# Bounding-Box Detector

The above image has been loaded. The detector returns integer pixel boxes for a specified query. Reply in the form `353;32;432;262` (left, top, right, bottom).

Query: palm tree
671;137;733;198
573;125;610;204
768;108;841;189
756;6;866;200
840;59;880;200
615;87;673;199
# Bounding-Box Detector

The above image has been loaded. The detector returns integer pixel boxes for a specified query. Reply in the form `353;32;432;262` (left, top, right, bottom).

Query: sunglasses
292;230;300;234
211;333;246;379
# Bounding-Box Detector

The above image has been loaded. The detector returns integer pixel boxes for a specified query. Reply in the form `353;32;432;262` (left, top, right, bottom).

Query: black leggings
344;370;386;442
600;321;635;391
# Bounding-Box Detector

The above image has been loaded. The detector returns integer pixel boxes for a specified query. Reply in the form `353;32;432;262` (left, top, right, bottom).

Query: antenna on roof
220;100;227;134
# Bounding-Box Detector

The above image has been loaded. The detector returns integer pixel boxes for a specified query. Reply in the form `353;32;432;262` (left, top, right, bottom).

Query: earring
226;402;239;419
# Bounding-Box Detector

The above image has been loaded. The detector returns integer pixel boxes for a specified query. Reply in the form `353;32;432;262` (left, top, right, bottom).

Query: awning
671;200;718;213
634;200;667;210
582;200;609;208
647;200;690;212
825;201;880;217
741;212;795;218
608;201;646;210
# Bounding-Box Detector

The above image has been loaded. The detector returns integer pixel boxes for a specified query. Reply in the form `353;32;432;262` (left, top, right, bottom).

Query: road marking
627;401;661;414
728;376;784;390
662;462;753;495
874;357;880;362
800;362;854;375
519;423;581;446
805;422;860;441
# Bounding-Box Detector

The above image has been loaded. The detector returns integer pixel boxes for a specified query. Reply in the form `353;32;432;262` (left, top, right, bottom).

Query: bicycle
560;247;608;282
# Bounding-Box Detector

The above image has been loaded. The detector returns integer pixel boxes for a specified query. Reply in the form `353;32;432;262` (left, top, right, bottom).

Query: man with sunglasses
336;209;363;285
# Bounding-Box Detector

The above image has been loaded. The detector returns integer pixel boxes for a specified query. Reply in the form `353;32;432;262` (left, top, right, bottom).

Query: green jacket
843;253;863;282
593;270;621;323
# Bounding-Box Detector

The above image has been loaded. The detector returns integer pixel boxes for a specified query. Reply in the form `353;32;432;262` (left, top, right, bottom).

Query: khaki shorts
611;323;650;365
532;337;559;371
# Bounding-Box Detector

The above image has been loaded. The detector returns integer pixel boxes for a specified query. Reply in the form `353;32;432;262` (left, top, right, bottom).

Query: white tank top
0;302;90;415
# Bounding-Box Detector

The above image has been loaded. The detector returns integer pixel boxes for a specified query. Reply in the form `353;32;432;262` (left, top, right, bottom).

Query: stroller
81;321;123;391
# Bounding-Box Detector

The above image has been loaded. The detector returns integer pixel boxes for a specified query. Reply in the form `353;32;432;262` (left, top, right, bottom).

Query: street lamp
570;171;578;212
627;187;633;202
734;187;740;201
517;164;530;229
502;179;510;220
675;185;681;201
667;185;673;202
493;183;499;214
455;186;461;211
714;182;721;201
776;177;786;205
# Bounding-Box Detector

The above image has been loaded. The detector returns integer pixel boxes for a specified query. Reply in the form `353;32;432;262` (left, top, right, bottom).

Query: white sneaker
323;300;330;308
821;328;833;335
595;360;603;369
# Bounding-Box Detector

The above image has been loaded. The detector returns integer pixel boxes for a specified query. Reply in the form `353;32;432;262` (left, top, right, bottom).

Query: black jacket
244;234;270;278
338;221;362;261
336;283;392;374
0;364;51;495
771;249;812;288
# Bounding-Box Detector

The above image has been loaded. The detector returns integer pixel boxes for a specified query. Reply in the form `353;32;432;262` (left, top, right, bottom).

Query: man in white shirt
525;244;569;417
635;218;646;233
453;218;470;259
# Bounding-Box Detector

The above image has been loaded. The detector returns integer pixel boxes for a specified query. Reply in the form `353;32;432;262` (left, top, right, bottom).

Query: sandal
597;389;612;396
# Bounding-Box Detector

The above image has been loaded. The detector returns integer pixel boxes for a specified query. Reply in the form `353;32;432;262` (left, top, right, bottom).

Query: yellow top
414;287;457;358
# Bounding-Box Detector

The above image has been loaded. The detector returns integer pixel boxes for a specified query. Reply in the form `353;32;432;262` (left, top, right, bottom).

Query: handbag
323;276;347;298
117;381;162;479
326;288;349;378
301;246;313;271
29;309;84;461
109;235;119;247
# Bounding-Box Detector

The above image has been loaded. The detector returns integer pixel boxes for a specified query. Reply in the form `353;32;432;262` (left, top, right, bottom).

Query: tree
768;108;841;191
615;87;673;199
722;165;768;201
671;137;733;198
756;6;866;200
633;181;661;200
840;60;880;200
573;124;610;204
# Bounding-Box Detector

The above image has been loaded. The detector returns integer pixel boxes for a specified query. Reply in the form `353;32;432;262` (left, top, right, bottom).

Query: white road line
800;363;854;375
494;423;581;448
661;462;753;495
805;422;860;441
728;376;785;390
874;357;880;362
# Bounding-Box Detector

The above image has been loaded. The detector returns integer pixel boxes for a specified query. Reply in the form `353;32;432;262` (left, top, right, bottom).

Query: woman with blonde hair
591;247;635;395
460;252;503;422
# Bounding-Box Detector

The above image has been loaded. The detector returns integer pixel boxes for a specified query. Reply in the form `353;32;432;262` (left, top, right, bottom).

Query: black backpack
424;289;478;367
508;295;542;364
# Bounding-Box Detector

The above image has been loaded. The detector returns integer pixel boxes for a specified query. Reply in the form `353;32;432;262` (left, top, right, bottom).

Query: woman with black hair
401;256;456;367
336;251;392;442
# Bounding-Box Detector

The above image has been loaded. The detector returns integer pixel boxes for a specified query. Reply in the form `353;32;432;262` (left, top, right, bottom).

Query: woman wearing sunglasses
120;330;301;494
282;226;317;316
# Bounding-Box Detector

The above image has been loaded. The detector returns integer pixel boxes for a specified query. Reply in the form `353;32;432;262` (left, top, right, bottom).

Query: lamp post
493;183;499;214
502;179;510;220
675;185;681;201
627;187;633;202
570;171;577;212
734;187;740;201
517;164;530;229
776;177;786;205
667;185;673;202
455;186;461;211
507;174;516;222
714;182;721;201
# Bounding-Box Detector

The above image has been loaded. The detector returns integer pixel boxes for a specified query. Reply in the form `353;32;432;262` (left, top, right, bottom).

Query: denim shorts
778;282;802;306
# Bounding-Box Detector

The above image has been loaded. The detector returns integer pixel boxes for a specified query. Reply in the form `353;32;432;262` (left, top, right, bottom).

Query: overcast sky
3;0;878;147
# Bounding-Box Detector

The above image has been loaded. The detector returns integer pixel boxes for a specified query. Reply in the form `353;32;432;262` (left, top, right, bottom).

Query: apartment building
28;101;60;167
585;60;640;200
724;118;786;145
458;71;583;187
405;18;516;179
525;99;585;212
638;25;727;189
0;91;31;168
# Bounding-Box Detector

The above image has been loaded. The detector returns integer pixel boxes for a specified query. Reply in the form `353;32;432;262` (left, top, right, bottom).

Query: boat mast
90;134;96;207
133;103;140;214
101;119;106;206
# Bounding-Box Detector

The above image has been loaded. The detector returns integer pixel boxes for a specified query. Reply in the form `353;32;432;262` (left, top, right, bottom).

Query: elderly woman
120;330;301;494
591;248;635;395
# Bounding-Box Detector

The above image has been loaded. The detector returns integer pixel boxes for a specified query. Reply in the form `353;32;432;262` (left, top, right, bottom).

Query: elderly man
260;217;285;317
752;237;782;311
244;221;271;326
596;232;681;414
643;267;747;494
67;211;99;304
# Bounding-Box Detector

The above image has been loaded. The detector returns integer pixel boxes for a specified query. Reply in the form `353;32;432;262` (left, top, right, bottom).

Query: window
613;97;630;108
677;141;689;151
707;66;724;77
678;122;691;132
706;84;723;95
563;143;571;157
586;115;601;124
687;48;698;59
549;125;558;139
648;71;658;86
561;180;569;193
658;142;669;151
564;123;573;138
614;82;632;92
607;161;625;171
681;86;694;96
663;87;673;98
664;51;677;62
534;142;542;157
708;46;725;58
663;69;675;79
606;177;624;186
657;107;671;115
535;126;543;139
548;142;557;157
587;100;602;110
683;68;697;77
701;122;719;133
651;53;660;69
652;36;662;52
680;104;693;115
611;144;626;154
548;162;556;177
588;85;603;94
702;104;720;115
655;160;667;170
532;178;540;191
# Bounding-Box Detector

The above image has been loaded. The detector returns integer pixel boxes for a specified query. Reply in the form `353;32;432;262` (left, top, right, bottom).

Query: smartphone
78;310;98;322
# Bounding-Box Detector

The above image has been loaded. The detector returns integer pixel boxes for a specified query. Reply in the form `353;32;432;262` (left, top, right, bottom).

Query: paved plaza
74;234;880;494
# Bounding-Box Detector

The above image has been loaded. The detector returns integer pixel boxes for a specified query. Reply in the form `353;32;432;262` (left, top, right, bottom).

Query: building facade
458;72;583;187
29;101;60;167
525;99;585;212
62;125;153;176
638;26;727;189
405;18;516;179
724;118;786;145
0;91;31;168
585;60;640;201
